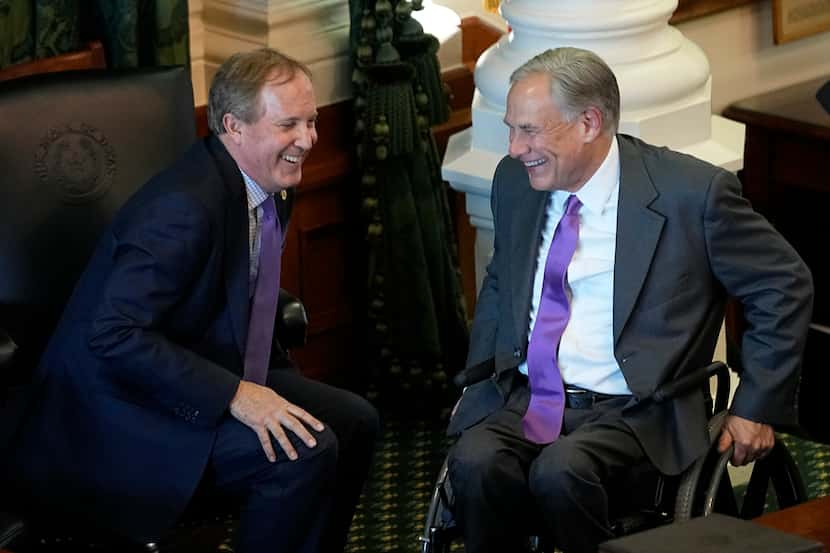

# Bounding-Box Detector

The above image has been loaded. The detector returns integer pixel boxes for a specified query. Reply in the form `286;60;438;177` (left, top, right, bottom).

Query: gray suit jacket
447;134;813;475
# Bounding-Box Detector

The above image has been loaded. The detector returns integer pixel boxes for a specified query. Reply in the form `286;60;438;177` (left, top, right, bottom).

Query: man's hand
229;380;325;462
717;414;774;466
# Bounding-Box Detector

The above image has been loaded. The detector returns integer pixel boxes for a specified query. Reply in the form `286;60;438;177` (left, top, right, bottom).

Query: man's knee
265;425;339;484
343;392;380;445
528;440;599;503
301;425;339;470
448;430;511;490
321;391;379;468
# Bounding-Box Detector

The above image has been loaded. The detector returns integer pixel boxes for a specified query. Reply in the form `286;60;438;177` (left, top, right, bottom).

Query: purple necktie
243;196;282;385
523;194;582;444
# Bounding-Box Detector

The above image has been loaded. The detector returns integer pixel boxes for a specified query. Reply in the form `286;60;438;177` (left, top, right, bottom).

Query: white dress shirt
518;137;631;395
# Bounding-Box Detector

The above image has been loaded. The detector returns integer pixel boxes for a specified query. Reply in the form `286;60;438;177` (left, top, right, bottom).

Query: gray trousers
448;374;646;553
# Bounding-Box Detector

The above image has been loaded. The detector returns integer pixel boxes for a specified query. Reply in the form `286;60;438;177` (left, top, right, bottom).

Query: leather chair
0;67;308;551
0;65;198;551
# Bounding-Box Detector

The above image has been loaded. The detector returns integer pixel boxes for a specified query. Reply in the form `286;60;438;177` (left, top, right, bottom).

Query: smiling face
504;72;609;193
222;71;318;194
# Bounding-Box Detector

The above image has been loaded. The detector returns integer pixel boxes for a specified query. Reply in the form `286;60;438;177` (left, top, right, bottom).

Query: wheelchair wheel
735;440;807;518
419;457;458;553
674;414;807;521
674;436;734;520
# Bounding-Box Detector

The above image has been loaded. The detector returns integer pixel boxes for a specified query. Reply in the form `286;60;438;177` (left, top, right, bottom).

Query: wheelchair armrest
652;361;729;409
276;288;308;350
0;327;18;373
452;358;496;389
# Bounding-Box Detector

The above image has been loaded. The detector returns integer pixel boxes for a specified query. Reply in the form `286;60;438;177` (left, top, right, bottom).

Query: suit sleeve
703;169;813;426
464;161;507;373
88;191;240;428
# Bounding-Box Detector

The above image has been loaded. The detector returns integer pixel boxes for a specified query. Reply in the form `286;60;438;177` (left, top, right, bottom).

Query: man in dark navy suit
9;48;378;553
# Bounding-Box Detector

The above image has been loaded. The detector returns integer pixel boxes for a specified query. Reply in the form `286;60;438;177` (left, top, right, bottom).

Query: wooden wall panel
460;17;504;72
276;101;362;385
281;181;360;384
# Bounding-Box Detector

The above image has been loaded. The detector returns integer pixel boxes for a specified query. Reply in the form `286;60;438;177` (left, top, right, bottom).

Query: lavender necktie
523;194;582;444
243;196;282;385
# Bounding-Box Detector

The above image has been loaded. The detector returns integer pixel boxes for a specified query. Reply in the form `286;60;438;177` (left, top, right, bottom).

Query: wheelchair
419;360;807;553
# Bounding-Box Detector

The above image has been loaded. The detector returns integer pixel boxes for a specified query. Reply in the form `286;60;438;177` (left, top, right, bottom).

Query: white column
441;0;745;288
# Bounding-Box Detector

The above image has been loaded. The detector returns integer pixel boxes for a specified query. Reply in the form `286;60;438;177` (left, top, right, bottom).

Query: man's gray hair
510;47;620;134
207;48;312;136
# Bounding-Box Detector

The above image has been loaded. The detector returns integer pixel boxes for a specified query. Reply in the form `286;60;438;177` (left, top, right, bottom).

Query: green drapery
349;0;469;416
0;0;188;70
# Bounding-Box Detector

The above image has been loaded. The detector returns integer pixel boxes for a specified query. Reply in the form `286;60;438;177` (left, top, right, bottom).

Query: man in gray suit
446;47;813;553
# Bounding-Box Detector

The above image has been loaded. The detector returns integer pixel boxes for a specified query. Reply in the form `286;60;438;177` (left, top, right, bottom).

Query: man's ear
222;113;244;145
579;106;604;143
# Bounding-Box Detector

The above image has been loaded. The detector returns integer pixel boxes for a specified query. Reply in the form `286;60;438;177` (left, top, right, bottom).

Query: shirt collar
240;168;270;211
557;135;619;215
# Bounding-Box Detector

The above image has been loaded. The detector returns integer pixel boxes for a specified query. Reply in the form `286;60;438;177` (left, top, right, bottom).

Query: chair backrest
0;66;197;374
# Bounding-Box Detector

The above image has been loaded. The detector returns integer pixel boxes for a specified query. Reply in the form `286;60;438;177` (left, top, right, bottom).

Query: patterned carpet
10;418;830;553
781;433;830;499
345;415;453;553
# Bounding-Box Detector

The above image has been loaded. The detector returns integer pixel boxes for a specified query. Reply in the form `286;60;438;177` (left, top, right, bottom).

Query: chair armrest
276;289;307;350
652;361;729;409
0;328;17;372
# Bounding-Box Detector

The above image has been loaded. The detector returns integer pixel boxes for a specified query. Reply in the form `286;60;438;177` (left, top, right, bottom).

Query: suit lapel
511;181;550;347
613;136;665;345
207;136;250;357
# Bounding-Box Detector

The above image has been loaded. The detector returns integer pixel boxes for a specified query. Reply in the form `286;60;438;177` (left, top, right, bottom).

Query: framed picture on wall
773;0;830;43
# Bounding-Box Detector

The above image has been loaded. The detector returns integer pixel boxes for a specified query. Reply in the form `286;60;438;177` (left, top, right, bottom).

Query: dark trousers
208;369;379;553
448;375;645;553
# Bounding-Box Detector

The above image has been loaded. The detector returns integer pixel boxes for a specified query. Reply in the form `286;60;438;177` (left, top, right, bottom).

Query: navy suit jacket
448;135;813;475
10;136;294;540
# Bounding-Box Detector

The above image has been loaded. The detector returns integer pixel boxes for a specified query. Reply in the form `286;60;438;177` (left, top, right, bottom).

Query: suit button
513;348;521;358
